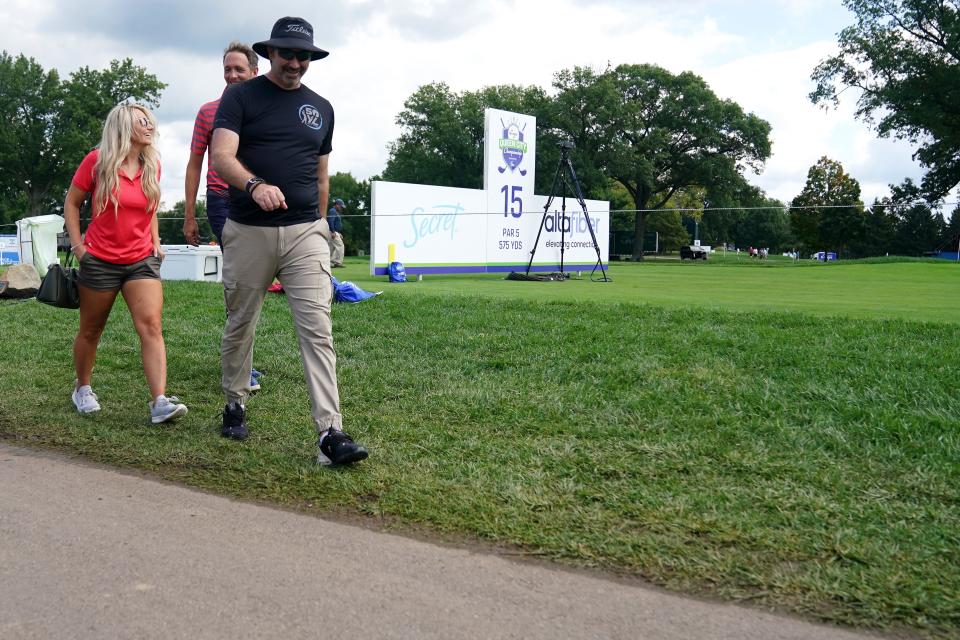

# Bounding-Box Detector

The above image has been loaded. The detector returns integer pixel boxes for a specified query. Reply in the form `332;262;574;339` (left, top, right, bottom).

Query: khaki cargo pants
220;217;342;432
329;232;345;267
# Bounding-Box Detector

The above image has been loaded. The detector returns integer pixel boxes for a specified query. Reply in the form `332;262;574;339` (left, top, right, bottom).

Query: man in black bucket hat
211;16;369;466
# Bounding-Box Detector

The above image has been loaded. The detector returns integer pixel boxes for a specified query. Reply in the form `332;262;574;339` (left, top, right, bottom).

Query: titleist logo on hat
285;23;312;37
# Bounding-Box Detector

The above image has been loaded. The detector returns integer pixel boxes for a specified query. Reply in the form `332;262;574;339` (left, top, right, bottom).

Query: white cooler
160;245;223;282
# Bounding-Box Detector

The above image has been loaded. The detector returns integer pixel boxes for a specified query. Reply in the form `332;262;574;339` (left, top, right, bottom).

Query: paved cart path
0;443;891;640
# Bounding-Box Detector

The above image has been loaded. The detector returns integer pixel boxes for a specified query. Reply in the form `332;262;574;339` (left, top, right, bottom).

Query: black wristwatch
245;177;265;194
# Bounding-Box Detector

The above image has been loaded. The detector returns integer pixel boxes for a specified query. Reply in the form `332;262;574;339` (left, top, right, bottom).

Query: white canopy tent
15;214;64;278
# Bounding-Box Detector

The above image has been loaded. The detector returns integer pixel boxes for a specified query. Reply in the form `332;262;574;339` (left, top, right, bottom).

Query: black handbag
37;254;80;309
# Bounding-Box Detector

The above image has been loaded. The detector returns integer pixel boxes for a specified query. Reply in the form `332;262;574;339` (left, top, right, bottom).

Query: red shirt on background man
191;98;229;194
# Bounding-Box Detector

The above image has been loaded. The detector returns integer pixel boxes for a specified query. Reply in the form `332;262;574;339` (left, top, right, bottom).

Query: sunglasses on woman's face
276;48;311;62
135;117;151;128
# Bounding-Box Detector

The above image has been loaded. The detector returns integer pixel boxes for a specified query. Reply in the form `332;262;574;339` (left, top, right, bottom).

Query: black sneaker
221;402;249;441
317;430;368;466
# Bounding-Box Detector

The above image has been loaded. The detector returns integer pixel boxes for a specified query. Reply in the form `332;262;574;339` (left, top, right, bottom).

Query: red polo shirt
72;149;159;264
191;97;229;193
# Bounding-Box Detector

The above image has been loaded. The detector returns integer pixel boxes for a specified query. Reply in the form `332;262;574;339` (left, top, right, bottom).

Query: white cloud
0;0;938;211
703;40;922;204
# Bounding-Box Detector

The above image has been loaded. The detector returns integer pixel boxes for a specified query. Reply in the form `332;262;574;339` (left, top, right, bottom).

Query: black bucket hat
253;17;329;60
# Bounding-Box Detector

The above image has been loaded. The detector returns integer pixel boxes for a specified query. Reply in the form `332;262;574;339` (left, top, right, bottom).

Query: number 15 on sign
501;185;522;218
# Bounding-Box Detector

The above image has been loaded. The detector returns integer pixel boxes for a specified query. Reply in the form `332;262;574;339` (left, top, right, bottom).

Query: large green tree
689;179;793;251
854;200;899;256
561;64;772;260
790;157;865;256
810;0;960;199
943;205;960;253
887;179;946;254
893;204;944;255
383;67;771;260
329;171;372;256
157;200;209;245
382;82;551;191
543;66;617;200
728;199;793;252
0;53;61;222
0;53;165;223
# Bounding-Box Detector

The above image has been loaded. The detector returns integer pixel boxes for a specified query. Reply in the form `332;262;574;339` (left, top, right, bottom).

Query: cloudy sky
0;0;934;209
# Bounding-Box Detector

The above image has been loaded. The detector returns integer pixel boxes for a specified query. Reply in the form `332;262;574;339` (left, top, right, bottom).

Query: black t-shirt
214;76;334;227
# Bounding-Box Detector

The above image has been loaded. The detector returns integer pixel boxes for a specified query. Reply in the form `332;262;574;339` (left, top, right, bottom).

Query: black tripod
522;141;610;281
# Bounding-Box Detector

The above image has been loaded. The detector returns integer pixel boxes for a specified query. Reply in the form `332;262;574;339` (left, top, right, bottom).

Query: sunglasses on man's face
276;48;312;62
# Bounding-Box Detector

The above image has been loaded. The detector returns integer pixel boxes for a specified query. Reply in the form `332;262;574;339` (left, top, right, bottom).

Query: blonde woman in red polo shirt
64;103;188;424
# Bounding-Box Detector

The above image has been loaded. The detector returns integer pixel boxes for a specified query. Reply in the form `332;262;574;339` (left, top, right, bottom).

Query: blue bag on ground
388;261;407;283
331;276;380;303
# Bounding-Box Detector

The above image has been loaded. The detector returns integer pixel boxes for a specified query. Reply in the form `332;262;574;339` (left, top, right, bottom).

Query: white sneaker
72;382;101;414
149;395;188;424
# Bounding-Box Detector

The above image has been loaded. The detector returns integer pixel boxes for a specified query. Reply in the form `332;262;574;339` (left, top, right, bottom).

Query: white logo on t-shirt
299;105;322;130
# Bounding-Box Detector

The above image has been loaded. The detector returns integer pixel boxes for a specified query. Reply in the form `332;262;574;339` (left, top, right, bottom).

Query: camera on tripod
505;136;610;282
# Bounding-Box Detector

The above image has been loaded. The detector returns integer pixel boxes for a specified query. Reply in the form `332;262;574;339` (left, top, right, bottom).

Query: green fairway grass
1;257;957;637
346;255;960;323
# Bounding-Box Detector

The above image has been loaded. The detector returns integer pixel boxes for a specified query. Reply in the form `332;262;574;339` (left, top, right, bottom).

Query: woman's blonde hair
92;103;161;218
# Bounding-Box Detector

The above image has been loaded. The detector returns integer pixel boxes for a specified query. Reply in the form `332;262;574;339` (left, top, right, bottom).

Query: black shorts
78;253;162;291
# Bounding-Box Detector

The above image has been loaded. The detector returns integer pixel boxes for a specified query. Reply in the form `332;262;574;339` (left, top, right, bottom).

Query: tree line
379;66;773;260
0;50;374;253
789;157;958;258
378;73;957;258
379;0;960;258
2;0;959;259
0;52;164;225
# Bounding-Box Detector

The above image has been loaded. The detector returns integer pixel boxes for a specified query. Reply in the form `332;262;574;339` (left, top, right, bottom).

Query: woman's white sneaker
72;382;101;414
149;395;188;424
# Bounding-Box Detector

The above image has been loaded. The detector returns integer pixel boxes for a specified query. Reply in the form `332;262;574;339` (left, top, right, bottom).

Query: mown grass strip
341;256;960;323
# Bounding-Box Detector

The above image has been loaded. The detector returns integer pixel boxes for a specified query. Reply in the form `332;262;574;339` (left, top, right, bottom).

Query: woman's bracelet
70;244;82;252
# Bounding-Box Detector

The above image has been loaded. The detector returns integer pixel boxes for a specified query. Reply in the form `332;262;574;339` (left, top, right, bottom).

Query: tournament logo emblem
497;118;528;176
299;104;322;130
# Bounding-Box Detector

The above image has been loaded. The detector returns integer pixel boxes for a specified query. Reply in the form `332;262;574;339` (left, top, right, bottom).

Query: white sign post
484;108;537;267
